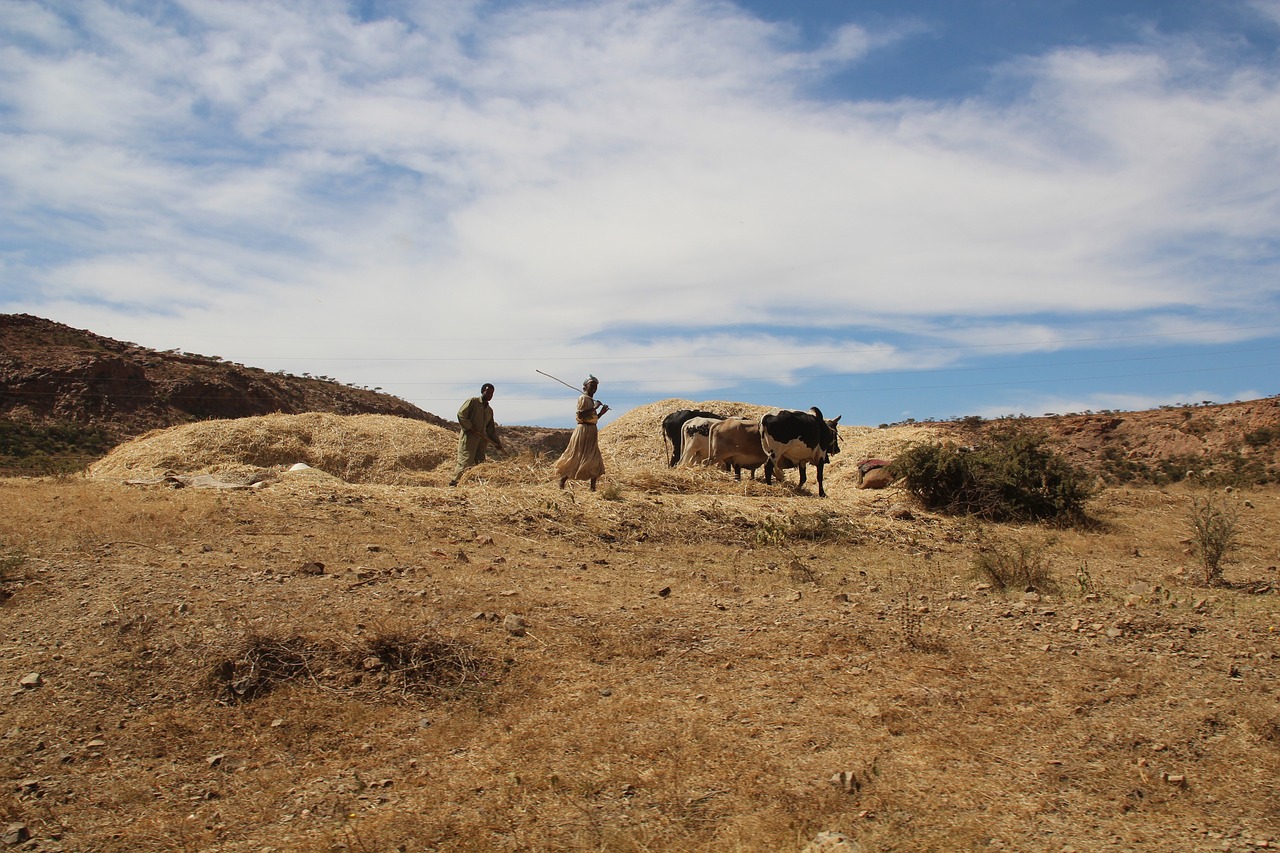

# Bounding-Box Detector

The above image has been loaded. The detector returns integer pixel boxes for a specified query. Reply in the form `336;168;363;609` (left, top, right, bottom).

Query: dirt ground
1;407;1278;852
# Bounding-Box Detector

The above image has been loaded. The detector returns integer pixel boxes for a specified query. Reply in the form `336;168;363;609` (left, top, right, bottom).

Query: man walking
450;383;503;485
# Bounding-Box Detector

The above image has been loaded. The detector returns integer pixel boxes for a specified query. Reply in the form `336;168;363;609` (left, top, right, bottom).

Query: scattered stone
365;544;382;553
18;673;41;689
298;561;325;576
1023;592;1041;603
830;771;861;794
887;503;914;520
206;753;225;767
362;656;383;671
1106;627;1124;638
503;614;528;637
802;830;862;852
1163;772;1188;788
786;591;802;602
2;823;29;846
657;586;672;598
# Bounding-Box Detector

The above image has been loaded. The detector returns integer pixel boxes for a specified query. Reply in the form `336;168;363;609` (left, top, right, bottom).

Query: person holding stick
450;383;503;486
554;374;609;490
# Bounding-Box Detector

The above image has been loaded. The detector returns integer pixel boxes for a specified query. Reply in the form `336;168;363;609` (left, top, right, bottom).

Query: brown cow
706;417;769;480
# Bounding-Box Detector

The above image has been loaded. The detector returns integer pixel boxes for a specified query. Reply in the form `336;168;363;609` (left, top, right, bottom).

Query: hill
0;314;569;472
2;405;1279;851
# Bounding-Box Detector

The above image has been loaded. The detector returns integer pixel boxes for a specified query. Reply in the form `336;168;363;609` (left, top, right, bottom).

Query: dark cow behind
661;409;724;467
759;407;842;497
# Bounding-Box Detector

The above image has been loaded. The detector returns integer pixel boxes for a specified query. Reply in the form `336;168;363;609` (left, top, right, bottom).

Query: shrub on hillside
889;427;1095;524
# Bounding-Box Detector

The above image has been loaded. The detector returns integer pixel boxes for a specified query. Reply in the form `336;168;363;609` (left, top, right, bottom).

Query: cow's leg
816;461;826;498
797;462;807;491
732;464;742;481
763;456;775;485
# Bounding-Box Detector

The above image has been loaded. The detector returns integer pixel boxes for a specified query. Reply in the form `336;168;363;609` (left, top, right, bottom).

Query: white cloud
2;0;1278;425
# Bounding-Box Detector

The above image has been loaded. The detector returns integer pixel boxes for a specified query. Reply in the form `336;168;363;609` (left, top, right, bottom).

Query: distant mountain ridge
0;314;449;465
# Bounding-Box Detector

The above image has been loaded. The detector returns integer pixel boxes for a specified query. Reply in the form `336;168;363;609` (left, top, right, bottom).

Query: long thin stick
535;369;606;407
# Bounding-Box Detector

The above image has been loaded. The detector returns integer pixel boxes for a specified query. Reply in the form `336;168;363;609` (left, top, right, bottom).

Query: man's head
583;375;598;393
481;383;495;401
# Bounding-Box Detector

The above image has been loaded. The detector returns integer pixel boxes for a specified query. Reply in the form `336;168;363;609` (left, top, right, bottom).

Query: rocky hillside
0;314;568;472
957;399;1280;485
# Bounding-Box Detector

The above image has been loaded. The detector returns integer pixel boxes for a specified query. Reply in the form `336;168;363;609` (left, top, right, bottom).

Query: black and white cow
678;416;723;466
759;407;842;497
661;409;724;467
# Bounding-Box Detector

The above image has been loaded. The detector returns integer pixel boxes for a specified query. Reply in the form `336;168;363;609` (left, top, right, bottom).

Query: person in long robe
450;383;503;485
554;375;609;490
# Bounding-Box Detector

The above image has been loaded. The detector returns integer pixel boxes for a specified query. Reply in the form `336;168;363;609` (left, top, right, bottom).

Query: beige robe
554;393;605;481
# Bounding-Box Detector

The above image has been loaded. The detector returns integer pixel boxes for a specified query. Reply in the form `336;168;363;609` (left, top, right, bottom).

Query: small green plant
1075;561;1094;597
753;516;790;548
972;531;1059;593
1187;495;1240;586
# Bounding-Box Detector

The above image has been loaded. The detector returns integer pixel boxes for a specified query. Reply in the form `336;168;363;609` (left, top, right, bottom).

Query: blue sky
3;0;1279;428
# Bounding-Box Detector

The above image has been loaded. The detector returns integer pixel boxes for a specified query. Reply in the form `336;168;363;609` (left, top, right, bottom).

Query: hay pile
87;405;955;493
88;413;456;486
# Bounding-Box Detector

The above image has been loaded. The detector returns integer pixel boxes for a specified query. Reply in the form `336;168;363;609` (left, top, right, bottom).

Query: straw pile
88;413;456;486
87;403;954;492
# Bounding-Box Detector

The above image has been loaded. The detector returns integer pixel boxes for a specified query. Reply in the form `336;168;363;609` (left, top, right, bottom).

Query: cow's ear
831;415;842;425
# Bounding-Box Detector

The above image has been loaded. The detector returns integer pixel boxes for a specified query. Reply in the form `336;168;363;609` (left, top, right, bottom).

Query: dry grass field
1;401;1278;852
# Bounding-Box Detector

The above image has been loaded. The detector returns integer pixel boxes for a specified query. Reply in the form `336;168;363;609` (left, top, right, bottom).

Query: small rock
1106;627;1124;638
365;544;382;553
829;770;864;794
18;673;41;689
503;614;528;637
206;753;225;767
3;823;29;846
298;561;325;576
887;504;914;520
361;656;383;671
802;830;862;852
657;586;672;598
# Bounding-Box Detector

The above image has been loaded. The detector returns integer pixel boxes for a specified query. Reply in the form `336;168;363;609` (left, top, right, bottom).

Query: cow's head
825;415;842;456
808;408;842;456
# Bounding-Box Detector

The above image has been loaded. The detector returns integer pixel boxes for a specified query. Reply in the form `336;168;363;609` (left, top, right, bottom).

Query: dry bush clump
210;623;492;704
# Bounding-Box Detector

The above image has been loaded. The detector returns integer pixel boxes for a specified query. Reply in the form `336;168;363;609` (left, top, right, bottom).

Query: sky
3;0;1280;429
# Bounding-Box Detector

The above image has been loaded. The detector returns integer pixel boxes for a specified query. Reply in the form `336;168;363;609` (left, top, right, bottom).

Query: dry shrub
972;529;1060;593
210;623;491;704
1187;493;1241;586
88;413;455;485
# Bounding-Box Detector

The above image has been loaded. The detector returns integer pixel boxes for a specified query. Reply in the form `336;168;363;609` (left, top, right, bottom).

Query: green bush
889;427;1095;524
